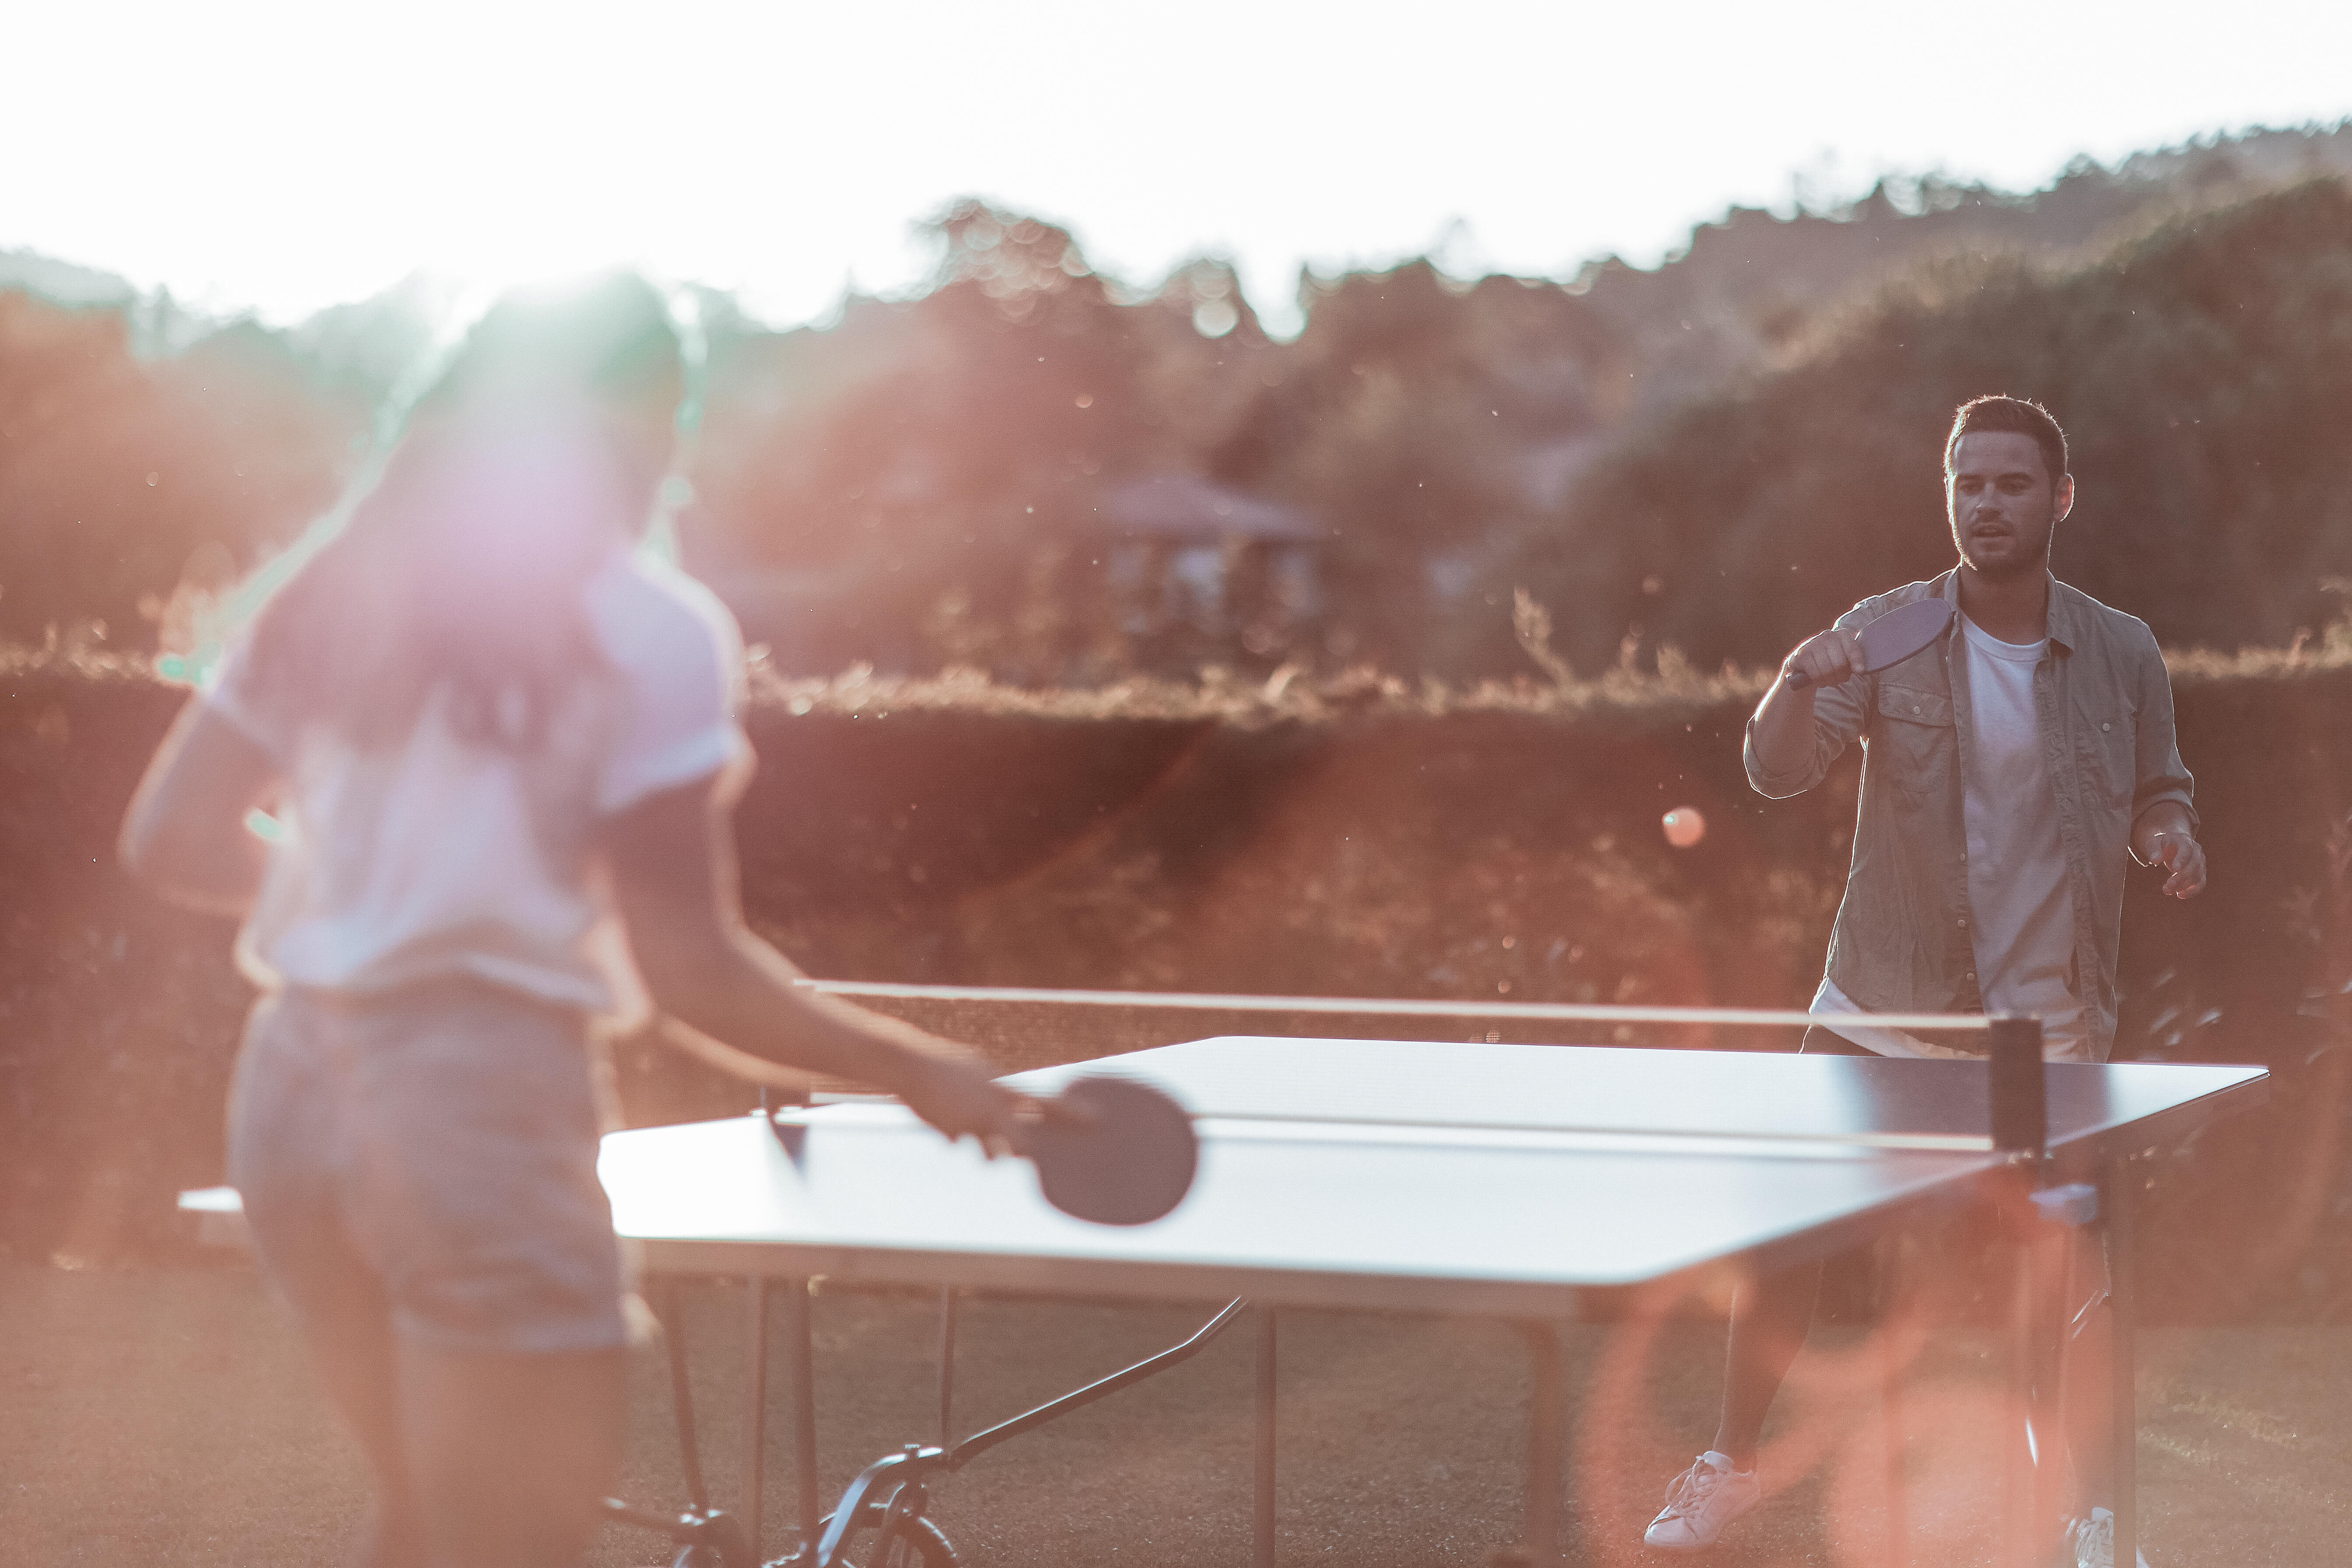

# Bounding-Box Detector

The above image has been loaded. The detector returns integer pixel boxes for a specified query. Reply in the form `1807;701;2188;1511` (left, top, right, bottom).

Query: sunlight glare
4;1;2349;335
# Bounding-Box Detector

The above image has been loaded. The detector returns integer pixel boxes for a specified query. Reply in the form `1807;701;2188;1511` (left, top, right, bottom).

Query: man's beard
1954;515;2053;580
1962;546;2046;581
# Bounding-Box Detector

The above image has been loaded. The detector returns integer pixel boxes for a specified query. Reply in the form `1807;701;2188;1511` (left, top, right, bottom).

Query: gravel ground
2;1261;2345;1566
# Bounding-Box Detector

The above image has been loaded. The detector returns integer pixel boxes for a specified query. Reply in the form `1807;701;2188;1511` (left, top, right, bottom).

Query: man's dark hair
1944;395;2068;485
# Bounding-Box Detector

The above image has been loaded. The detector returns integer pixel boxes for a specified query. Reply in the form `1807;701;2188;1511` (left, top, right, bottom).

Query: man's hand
2132;803;2205;899
2138;830;2207;899
1780;625;1867;691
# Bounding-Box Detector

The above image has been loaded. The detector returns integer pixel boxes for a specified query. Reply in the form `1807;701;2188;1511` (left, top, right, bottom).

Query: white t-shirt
1813;613;2087;1062
207;547;748;1018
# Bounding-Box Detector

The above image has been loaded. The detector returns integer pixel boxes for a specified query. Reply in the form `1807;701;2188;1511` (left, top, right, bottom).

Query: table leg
938;1286;960;1449
1517;1320;1566;1568
2005;1187;2040;1568
1880;1241;1909;1568
1255;1307;1277;1568
786;1277;820;1555
743;1276;770;1558
658;1279;713;1515
2108;1163;2139;1568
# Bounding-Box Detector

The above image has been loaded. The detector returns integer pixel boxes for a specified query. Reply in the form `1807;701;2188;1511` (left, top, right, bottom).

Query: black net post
1989;1015;2046;1157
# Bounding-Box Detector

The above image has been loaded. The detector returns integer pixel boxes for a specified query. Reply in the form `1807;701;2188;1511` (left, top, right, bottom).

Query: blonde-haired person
121;275;1021;1568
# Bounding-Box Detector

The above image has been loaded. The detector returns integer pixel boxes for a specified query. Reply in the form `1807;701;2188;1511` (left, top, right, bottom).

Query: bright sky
7;0;2351;336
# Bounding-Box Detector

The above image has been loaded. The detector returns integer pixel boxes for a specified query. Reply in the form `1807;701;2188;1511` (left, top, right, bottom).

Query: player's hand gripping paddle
769;1074;1199;1226
1785;598;1953;689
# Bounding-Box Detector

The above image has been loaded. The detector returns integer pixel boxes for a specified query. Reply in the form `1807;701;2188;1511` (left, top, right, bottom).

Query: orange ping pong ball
1662;807;1707;848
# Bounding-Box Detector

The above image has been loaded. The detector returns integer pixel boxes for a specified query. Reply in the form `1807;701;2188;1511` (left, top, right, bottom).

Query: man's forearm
1748;680;1820;781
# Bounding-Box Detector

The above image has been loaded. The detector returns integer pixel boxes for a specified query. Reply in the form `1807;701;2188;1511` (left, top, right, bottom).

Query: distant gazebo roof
1104;474;1320;543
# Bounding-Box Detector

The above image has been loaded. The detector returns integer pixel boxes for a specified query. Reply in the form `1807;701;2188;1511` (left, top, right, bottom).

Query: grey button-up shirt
1744;569;2195;1061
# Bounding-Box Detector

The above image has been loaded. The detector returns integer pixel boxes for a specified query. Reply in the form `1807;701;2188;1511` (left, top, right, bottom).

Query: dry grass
741;652;1770;730
15;619;2352;733
6;1259;2348;1567
0;639;169;685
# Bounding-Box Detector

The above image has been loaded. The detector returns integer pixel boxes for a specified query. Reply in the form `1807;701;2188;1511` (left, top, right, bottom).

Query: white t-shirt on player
1813;613;2088;1062
206;546;748;1020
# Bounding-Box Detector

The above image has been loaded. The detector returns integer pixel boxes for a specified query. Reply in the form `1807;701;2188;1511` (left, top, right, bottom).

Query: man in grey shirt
1644;396;2205;1563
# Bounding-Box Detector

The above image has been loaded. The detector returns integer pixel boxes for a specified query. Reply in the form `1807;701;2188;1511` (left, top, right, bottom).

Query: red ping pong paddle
1786;598;1953;689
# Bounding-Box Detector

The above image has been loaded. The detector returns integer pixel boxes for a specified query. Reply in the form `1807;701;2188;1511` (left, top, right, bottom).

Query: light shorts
228;980;630;1356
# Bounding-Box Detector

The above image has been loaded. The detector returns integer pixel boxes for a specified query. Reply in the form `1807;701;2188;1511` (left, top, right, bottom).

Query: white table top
596;1038;2267;1316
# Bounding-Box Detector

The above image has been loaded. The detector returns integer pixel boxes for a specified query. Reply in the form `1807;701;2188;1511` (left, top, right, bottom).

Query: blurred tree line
4;124;2349;679
1492;178;2352;673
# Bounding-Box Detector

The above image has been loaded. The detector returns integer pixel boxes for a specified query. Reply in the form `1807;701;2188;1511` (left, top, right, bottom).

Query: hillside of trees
1487;177;2352;674
4;123;2349;678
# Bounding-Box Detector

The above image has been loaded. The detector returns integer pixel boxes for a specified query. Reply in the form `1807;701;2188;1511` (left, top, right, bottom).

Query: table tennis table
595;1035;2268;1568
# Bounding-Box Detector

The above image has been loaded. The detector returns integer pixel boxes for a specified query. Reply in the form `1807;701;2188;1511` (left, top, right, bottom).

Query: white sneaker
2070;1507;2151;1568
1644;1451;1761;1551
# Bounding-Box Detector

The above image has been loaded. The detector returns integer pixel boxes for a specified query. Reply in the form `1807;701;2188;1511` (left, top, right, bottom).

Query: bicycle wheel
816;1500;960;1568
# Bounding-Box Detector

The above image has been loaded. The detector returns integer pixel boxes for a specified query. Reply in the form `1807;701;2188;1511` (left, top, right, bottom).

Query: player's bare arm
2130;800;2206;899
603;768;1025;1150
118;696;276;917
1747;624;1866;780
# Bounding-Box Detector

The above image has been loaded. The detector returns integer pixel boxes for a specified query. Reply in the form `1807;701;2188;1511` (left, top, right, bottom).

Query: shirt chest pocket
1872;684;1955;790
2074;705;2137;805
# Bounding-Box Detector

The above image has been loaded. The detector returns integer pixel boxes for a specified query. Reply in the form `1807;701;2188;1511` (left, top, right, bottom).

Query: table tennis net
790;981;1998;1079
